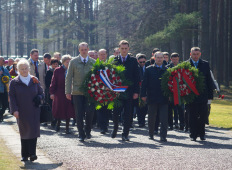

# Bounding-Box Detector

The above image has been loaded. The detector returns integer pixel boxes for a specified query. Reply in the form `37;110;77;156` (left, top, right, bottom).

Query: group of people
0;40;215;162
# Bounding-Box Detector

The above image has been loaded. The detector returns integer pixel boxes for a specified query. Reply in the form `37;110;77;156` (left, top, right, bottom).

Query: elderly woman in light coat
9;59;44;162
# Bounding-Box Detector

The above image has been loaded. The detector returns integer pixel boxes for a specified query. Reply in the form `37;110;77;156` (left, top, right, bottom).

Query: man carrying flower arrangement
65;42;96;142
0;56;11;122
186;47;214;141
141;52;169;142
111;40;140;141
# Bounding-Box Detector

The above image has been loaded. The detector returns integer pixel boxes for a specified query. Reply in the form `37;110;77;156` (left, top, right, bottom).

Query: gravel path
2;113;232;170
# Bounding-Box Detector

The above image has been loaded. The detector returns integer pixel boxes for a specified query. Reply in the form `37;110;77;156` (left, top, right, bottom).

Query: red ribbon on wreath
169;69;200;105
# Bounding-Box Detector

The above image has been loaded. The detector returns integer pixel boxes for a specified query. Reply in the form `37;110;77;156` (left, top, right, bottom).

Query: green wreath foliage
161;62;205;104
80;58;130;110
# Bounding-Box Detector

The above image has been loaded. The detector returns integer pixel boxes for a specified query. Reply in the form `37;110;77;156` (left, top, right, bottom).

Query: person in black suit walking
136;53;147;127
141;52;169;142
111;40;140;141
186;47;213;141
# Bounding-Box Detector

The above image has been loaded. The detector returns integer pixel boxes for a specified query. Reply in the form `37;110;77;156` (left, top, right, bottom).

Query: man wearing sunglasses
136;54;147;128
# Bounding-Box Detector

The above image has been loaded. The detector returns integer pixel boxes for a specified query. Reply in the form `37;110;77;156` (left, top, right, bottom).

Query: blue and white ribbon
99;69;128;92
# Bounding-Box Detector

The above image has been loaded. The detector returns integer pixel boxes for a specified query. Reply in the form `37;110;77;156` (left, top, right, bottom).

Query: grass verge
0;139;23;170
210;99;232;130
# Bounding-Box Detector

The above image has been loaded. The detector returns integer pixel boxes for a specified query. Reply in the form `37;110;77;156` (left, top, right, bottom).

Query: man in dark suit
163;52;170;65
186;47;213;141
166;53;185;130
111;40;140;141
141;52;169;142
145;48;160;67
136;53;147;127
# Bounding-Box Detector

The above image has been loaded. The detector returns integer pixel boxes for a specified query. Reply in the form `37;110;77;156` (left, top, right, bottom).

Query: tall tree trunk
18;1;24;57
33;0;37;48
84;0;89;42
224;0;229;87
27;0;33;57
200;0;210;61
0;0;3;55
210;0;218;75
43;0;50;53
229;0;232;82
217;0;224;85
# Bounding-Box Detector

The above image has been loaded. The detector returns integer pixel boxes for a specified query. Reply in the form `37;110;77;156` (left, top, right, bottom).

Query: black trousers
189;102;208;138
21;138;37;157
72;95;95;137
0;88;8;119
97;106;109;131
113;99;132;137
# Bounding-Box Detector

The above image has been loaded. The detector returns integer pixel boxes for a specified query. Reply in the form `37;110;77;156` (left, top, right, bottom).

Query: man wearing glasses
136;54;147;128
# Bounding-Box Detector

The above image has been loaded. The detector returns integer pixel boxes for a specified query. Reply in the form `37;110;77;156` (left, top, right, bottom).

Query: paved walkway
0;112;232;170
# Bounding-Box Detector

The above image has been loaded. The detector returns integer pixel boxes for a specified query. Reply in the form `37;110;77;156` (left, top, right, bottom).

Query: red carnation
92;80;96;84
88;90;92;94
118;82;122;86
221;95;225;99
100;84;103;88
90;94;93;97
100;90;103;93
91;76;95;80
112;77;116;81
117;76;120;80
169;77;173;81
99;100;104;103
88;84;91;87
95;86;98;90
110;98;114;101
107;69;110;73
94;97;98;101
112;71;116;74
94;91;98;95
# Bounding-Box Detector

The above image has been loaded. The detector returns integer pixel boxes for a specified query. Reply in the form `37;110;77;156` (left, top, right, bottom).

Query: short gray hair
98;49;107;53
61;55;72;64
155;51;164;57
78;42;88;49
17;59;30;70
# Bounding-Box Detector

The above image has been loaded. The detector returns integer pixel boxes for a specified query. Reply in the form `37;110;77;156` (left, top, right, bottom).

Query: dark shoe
65;129;71;134
86;134;92;139
179;126;184;131
55;126;60;132
100;130;106;134
149;135;154;140
122;135;129;141
30;155;37;162
72;119;76;126
169;127;173;130
200;136;206;141
174;124;179;129
154;131;158;135
111;130;117;138
21;157;28;162
191;137;196;141
160;138;167;142
138;124;145;128
79;136;85;142
185;128;189;132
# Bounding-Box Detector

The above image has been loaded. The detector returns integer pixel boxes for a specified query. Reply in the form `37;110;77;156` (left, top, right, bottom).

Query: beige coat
65;56;95;95
28;59;46;90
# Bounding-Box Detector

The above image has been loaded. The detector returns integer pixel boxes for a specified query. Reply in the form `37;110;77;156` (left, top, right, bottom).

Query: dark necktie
122;57;126;64
83;59;86;65
34;62;39;79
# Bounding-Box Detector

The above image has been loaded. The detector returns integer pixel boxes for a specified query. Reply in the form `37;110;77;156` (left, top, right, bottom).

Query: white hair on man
61;54;72;64
17;59;30;70
154;51;164;57
98;49;107;53
78;42;88;49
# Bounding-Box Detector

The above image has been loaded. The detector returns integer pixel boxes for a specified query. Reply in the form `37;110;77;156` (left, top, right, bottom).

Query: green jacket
65;55;95;95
